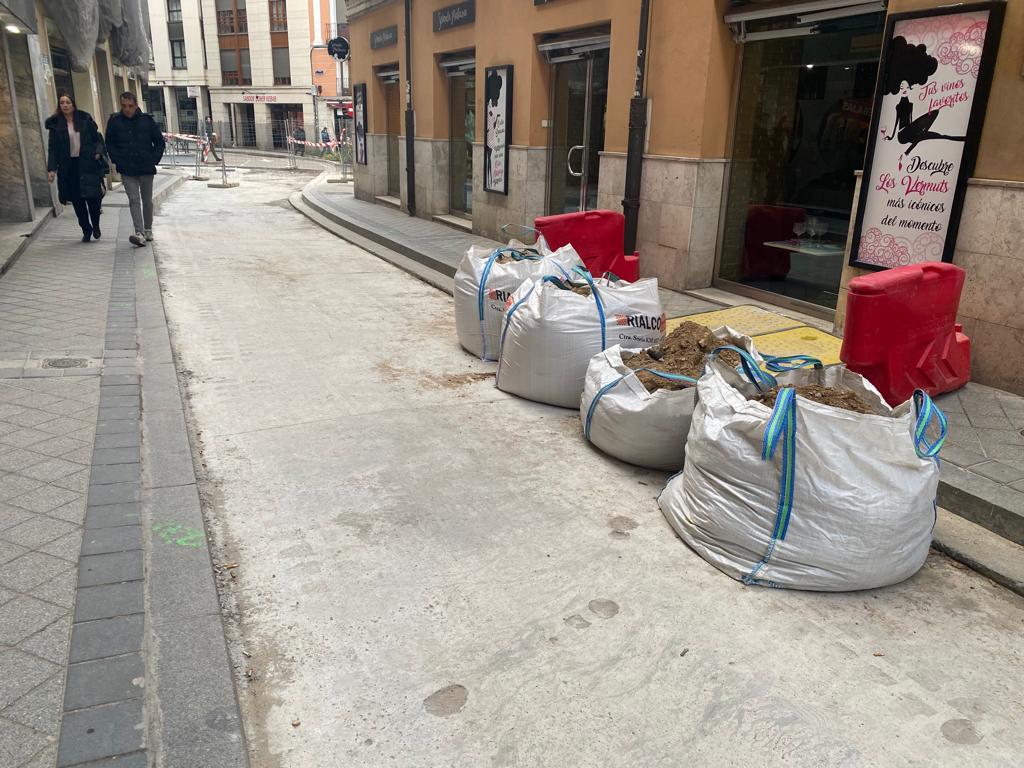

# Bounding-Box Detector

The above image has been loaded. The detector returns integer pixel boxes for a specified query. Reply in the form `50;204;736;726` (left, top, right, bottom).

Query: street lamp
310;45;327;144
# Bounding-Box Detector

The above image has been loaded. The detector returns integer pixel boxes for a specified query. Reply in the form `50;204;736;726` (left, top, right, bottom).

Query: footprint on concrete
608;516;638;539
588;599;620;619
941;718;982;745
564;614;591;629
423;684;468;717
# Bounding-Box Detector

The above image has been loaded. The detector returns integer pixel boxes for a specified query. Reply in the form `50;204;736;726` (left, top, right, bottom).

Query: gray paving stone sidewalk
934;383;1024;543
0;208;115;767
0;172;186;768
302;179;719;319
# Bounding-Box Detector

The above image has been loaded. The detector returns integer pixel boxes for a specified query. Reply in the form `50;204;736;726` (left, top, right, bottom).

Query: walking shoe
92;227;101;240
129;232;146;247
81;231;92;243
145;229;153;242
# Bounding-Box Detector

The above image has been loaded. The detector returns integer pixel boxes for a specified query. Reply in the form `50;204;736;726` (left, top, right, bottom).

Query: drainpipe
622;0;651;254
404;0;417;216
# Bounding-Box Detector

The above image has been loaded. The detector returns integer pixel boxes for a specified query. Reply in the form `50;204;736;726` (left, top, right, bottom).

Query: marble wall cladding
835;177;1024;396
598;153;725;292
411;138;449;218
0;36;32;222
354;134;392;202
7;34;47;208
471;145;548;241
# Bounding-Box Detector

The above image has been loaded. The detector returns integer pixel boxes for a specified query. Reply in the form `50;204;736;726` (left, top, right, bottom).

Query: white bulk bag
454;240;582;361
496;273;664;409
580;328;760;472
658;353;946;592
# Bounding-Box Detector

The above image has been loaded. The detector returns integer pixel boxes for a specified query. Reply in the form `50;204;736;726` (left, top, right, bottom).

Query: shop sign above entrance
371;25;398;49
242;94;278;103
850;2;1005;270
433;0;474;33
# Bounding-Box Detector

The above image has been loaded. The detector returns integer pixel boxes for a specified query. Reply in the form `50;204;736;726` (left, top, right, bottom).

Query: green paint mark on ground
153;521;205;547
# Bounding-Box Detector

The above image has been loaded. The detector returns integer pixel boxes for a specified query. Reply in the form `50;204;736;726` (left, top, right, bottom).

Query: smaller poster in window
354;83;368;166
484;65;512;195
850;2;1005;270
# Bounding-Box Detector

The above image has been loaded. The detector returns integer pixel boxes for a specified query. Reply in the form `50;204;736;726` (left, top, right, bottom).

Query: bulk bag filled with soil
580;322;761;472
454;240;583;360
497;271;664;408
658;349;946;592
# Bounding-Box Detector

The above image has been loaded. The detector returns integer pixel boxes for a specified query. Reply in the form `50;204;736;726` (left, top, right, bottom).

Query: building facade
347;0;1024;395
0;0;149;224
147;0;349;147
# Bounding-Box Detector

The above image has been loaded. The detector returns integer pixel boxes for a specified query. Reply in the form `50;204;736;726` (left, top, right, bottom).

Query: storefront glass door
717;17;883;310
449;74;475;215
549;50;608;214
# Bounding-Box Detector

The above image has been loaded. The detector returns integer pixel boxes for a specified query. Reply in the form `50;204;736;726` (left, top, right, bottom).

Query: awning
375;66;400;84
725;0;886;41
439;51;475;76
537;30;611;63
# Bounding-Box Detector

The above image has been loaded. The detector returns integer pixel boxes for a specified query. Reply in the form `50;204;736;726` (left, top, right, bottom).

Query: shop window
269;0;287;32
272;47;291;85
717;17;883;310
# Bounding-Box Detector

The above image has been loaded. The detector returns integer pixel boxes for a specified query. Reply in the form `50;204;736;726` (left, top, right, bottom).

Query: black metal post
622;0;651;254
404;0;417;216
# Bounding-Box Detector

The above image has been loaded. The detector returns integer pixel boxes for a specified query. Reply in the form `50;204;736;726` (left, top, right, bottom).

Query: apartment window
171;39;187;69
269;0;287;32
167;0;182;22
216;0;247;34
220;49;238;84
240;48;252;85
272;47;290;85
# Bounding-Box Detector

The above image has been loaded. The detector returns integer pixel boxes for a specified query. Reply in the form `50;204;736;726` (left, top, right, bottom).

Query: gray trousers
121;175;154;233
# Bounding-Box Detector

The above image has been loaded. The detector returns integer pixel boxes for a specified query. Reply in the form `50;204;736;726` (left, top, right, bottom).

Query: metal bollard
208;141;238;189
188;138;209;181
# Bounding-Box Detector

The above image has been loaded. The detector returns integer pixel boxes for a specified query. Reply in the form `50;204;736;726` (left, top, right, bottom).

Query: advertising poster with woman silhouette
484;65;512;194
851;3;1003;269
354;84;367;166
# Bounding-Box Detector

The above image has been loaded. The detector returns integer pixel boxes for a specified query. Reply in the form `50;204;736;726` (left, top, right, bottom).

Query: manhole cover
42;358;87;369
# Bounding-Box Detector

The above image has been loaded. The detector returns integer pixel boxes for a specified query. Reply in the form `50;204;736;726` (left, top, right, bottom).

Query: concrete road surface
152;166;1024;768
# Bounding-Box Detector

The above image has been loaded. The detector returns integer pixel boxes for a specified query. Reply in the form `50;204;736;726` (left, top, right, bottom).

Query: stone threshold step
933;507;1024;597
938;463;1024;547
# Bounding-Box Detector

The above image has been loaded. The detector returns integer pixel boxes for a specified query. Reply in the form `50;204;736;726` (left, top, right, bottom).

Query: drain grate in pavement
42;357;88;369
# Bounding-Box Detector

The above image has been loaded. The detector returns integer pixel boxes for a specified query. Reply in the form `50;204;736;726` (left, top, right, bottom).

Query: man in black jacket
106;92;165;247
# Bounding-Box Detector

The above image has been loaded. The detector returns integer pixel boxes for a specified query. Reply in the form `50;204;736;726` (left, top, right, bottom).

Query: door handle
567;144;584;178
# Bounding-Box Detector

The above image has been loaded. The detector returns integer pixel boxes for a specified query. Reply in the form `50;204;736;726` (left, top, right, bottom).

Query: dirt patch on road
755;384;874;414
422;372;494;389
626;321;746;392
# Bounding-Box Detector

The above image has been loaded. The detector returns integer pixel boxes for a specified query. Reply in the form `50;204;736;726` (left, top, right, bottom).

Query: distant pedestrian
106;92;165;247
46;92;108;243
320;126;330;156
293;125;306;156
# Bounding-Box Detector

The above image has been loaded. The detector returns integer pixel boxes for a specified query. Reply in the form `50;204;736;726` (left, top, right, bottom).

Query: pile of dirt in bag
494;250;538;264
626;321;746;392
755;384;874;414
570;284;593;297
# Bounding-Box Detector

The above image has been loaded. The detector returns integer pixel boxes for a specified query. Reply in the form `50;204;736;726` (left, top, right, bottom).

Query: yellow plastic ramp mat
665;305;804;337
752;326;844;366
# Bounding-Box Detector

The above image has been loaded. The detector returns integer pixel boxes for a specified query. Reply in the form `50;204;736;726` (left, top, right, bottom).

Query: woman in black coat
46;92;109;242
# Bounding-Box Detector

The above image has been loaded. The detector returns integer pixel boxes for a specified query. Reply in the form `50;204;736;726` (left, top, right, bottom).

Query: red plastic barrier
840;262;970;406
534;210;640;282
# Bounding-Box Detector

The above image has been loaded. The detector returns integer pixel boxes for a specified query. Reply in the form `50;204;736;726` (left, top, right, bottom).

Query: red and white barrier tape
286;137;340;149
